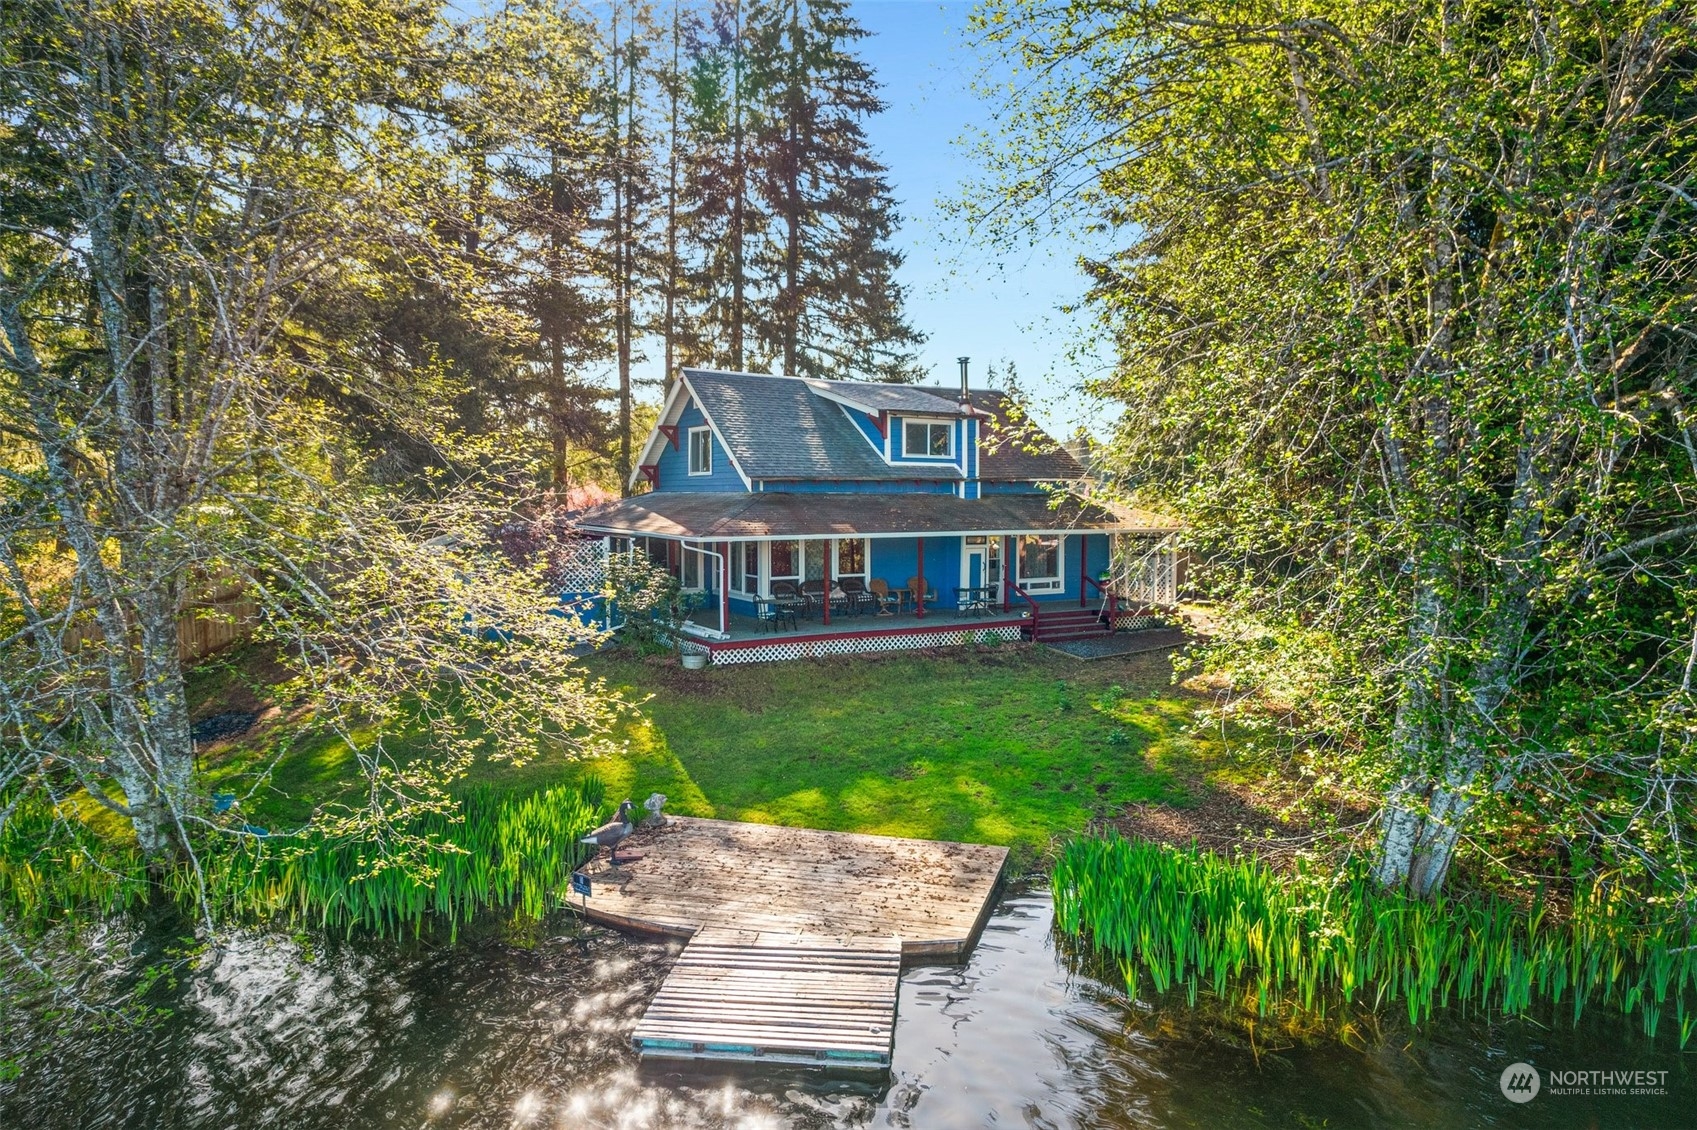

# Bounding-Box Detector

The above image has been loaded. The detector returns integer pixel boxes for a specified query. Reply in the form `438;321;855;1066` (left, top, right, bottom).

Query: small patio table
754;597;800;632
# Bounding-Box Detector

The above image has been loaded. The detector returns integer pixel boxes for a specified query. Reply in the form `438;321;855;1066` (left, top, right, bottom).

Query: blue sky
848;0;1115;437
619;0;1118;437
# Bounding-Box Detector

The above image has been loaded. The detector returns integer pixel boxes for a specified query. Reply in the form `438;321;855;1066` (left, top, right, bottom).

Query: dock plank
576;820;1007;1071
631;928;902;1068
574;817;1007;960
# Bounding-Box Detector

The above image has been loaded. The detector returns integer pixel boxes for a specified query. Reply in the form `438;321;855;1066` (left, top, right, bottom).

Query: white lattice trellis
708;625;1025;666
557;538;609;595
1109;535;1177;605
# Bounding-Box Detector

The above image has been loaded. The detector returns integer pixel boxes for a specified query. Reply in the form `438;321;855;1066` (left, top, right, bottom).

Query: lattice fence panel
710;625;1024;666
1109;535;1177;605
557;538;609;595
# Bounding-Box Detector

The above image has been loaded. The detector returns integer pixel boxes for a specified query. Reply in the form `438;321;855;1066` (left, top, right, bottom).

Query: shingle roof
945;389;1087;482
679;370;1085;485
682;369;960;482
576;491;1179;539
800;378;973;417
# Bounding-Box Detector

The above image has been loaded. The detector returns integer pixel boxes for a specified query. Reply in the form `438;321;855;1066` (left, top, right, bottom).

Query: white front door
960;536;1002;595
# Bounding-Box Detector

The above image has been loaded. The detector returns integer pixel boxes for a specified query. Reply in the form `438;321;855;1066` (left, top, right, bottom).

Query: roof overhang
575;492;1180;541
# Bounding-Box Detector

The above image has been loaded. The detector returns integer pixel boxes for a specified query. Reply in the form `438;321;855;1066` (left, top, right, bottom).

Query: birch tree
0;0;622;874
967;0;1697;897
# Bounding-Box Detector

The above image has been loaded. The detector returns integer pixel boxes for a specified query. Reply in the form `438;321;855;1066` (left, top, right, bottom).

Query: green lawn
198;646;1215;868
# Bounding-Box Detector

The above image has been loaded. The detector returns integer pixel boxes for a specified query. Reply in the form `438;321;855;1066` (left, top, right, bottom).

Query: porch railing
1007;578;1041;634
1082;574;1118;632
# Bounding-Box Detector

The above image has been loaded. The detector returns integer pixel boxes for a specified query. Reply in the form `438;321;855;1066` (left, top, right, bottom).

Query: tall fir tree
747;0;921;380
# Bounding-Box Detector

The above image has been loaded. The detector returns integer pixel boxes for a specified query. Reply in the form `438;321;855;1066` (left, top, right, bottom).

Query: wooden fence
60;581;261;664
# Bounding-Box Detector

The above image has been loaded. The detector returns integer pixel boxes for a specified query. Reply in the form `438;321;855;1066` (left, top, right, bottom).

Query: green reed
1052;833;1697;1046
1;777;606;941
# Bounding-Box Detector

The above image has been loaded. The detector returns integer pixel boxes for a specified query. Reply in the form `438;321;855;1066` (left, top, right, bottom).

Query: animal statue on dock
580;800;637;865
644;793;668;827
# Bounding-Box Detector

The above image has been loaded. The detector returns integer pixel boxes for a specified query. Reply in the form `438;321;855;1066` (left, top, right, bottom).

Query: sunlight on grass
195;647;1211;868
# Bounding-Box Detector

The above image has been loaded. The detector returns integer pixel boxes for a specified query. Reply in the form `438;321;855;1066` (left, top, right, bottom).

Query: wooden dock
571;816;1007;1070
574;816;1008;961
631;928;900;1068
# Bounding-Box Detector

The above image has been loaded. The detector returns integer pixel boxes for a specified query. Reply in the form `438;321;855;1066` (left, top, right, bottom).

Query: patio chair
867;578;900;616
906;576;939;613
756;596;798;632
799;578;827;617
838;577;875;616
771;579;809;619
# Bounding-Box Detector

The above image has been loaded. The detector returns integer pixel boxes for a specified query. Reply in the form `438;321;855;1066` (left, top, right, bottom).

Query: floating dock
631;928;901;1068
571;816;1007;1069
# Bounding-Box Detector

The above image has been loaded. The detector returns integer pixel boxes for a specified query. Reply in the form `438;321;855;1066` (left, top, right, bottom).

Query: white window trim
1017;534;1065;593
687;425;713;476
900;417;955;460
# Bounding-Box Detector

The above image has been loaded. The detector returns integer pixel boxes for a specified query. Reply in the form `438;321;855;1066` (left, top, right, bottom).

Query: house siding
654;401;746;492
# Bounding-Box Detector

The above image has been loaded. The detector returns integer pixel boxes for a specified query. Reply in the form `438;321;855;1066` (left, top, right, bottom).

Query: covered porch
575;491;1180;662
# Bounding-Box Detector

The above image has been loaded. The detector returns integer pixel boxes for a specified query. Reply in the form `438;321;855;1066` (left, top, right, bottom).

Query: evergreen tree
747;0;921;380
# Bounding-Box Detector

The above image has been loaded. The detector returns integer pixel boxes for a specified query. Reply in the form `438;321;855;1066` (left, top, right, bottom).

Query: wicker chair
905;576;939;613
867;578;900;616
838;577;876;616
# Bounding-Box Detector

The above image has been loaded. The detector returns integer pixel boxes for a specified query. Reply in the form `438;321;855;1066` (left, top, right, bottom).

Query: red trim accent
639;464;659;487
915;537;925;618
1080;533;1089;607
871;411;888;437
823;540;833;625
659;425;679;450
1004;535;1013;613
696;617;1029;652
721;540;731;633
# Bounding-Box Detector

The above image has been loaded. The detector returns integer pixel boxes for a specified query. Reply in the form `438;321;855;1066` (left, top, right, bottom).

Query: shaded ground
1043;628;1189;661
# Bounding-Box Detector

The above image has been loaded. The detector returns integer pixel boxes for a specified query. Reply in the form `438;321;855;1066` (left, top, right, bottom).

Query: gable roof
633;369;1088;488
800;378;975;417
680;369;962;483
949;389;1087;482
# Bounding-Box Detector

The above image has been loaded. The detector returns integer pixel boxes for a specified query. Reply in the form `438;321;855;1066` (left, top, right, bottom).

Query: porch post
1003;536;1012;612
915;537;925;618
721;540;731;634
667;539;678;578
822;538;832;626
1080;534;1088;606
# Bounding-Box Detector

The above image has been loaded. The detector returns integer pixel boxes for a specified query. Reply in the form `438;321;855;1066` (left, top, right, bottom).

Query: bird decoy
580;799;637;865
643;792;668;827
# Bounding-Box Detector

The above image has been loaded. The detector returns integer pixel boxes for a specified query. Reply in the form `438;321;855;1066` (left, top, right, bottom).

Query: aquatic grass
1;778;605;941
1052;833;1697;1047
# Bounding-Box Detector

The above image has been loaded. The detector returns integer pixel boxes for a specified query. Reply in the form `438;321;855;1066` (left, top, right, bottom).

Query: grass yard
195;645;1220;868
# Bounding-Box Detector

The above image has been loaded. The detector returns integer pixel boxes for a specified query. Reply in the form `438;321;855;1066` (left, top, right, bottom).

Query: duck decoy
580;799;637;865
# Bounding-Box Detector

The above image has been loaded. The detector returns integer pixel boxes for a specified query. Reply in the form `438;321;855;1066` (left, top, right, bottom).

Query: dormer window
902;419;953;458
688;426;713;475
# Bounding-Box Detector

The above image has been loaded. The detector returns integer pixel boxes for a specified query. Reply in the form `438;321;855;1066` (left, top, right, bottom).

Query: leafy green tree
0;0;621;876
968;0;1697;897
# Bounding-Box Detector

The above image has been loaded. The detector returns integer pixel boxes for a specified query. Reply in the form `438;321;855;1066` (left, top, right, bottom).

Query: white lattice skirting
708;624;1026;665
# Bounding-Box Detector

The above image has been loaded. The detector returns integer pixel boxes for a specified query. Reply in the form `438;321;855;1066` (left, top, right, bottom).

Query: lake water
1;890;1688;1128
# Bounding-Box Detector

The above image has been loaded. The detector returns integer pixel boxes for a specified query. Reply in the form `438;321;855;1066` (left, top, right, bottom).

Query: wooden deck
578;818;1006;1071
573;816;1008;961
631;928;901;1069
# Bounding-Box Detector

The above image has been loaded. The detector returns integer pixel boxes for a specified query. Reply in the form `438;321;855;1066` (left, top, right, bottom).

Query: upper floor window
688;426;713;475
902;419;953;458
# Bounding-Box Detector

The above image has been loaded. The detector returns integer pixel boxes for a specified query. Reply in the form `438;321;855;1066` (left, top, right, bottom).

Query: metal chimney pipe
957;356;970;405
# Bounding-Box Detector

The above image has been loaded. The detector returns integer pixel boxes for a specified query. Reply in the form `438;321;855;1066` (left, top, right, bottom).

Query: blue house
575;368;1178;663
